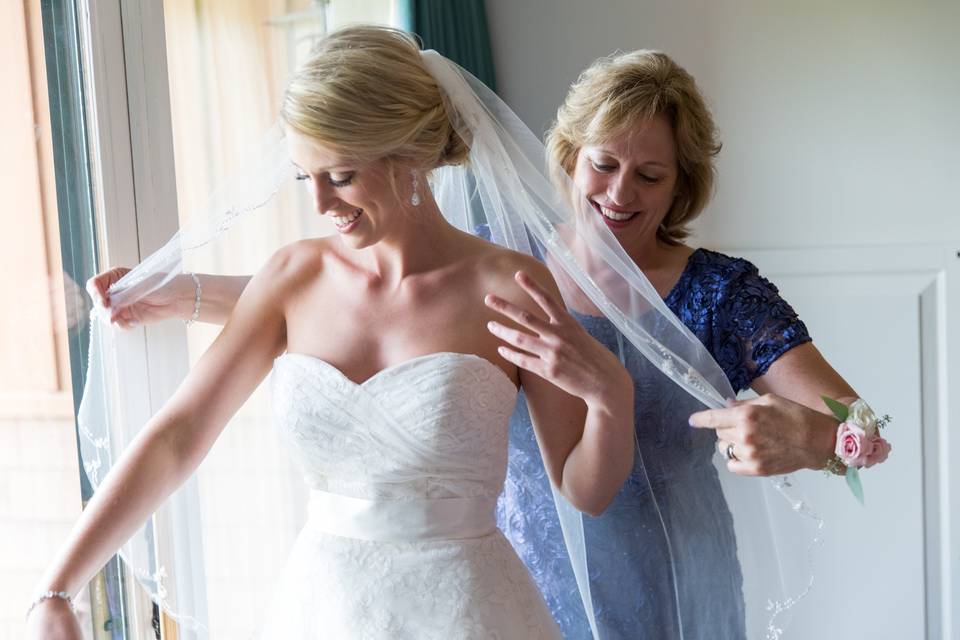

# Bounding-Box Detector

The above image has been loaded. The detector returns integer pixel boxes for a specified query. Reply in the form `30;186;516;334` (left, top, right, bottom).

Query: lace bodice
271;352;518;501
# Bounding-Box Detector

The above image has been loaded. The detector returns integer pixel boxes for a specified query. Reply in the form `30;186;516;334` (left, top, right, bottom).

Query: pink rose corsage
822;396;892;504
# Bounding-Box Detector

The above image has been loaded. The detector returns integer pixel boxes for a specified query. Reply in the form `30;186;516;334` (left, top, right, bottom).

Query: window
20;2;399;638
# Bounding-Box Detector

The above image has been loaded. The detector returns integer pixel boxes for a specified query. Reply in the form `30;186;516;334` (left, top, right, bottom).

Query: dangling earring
410;170;421;206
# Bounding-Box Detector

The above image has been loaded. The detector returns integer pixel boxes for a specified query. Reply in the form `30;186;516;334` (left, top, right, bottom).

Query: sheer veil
78;47;823;639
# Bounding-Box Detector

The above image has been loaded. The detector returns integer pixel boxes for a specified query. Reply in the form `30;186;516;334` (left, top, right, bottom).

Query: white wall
485;0;960;250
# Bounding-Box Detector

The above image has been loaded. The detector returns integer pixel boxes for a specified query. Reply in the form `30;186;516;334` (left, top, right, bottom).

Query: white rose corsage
822;396;892;504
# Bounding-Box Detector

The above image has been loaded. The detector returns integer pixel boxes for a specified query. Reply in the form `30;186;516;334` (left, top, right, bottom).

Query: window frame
49;0;201;636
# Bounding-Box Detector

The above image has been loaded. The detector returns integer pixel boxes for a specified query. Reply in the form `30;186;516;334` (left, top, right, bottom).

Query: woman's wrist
809;409;842;470
808;394;859;471
26;590;75;621
179;274;251;325
172;272;198;321
182;273;202;325
583;368;634;419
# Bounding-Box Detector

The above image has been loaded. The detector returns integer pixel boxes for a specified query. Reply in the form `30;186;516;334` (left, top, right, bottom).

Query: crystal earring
410;170;421;206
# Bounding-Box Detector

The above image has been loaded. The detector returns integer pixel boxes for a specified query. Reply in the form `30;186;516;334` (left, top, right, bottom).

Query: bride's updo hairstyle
546;50;721;245
280;25;469;174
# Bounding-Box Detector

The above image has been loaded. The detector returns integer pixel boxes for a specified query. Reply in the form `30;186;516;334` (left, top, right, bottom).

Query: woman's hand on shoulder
484;263;631;411
485;260;634;515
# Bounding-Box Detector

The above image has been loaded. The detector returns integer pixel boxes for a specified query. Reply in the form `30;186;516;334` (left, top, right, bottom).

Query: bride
27;25;635;639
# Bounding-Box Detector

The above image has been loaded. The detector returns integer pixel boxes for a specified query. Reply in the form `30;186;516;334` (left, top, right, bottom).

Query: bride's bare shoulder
249;237;336;294
471;240;560;301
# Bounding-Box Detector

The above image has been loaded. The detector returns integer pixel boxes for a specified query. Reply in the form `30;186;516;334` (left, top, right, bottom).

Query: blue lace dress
496;248;812;639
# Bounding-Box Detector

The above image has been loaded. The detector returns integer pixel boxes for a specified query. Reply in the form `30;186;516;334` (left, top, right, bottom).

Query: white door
733;244;960;639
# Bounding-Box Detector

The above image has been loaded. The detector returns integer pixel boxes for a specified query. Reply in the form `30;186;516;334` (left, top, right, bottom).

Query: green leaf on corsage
821;395;849;422
845;466;864;505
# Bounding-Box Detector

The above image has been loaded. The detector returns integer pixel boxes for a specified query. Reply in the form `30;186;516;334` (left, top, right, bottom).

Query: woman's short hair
546;50;721;244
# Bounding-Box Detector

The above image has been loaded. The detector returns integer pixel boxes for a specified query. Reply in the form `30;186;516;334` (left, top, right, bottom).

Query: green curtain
400;0;497;90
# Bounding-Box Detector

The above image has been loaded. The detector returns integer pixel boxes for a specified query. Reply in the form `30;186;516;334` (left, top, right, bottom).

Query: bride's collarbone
286;335;508;388
285;308;507;386
286;293;498;357
283;251;510;377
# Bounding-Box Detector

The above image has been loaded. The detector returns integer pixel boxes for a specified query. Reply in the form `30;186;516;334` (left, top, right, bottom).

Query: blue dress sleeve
710;256;812;393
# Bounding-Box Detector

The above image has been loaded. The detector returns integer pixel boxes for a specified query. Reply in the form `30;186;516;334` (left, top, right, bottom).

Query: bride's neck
361;198;461;286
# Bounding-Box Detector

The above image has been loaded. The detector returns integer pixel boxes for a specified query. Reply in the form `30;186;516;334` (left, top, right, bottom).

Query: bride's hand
26;598;83;640
87;267;193;328
485;271;632;409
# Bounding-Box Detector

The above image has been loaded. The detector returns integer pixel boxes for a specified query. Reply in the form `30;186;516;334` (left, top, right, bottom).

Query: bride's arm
88;268;251;328
189;274;253;325
486;266;634;517
29;250;294;632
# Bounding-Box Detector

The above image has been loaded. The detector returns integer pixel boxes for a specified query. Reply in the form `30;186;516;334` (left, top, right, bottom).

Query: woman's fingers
514;271;563;322
688;406;741;431
715;438;766;475
486;272;618;400
716;438;731;458
86;276;110;308
487;320;544;356
716;438;747;462
87;267;130;307
495;344;544;377
725;458;761;476
484;294;549;334
701;407;774;475
109;305;142;330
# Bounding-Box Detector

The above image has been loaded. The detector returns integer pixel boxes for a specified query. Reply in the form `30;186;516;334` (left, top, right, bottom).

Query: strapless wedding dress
260;351;562;639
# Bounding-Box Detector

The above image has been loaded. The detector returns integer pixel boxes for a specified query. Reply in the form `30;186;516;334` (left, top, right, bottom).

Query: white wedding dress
260;351;563;639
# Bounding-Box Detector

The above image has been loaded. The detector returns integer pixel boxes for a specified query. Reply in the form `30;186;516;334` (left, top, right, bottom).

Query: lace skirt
256;523;562;639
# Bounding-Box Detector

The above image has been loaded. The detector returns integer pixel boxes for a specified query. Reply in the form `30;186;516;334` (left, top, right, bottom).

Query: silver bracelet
184;272;202;326
26;590;75;620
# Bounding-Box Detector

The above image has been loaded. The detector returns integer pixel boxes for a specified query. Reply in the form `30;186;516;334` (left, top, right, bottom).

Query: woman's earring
410;170;421;206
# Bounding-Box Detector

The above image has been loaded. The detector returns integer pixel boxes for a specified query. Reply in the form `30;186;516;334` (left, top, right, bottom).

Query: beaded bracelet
184;272;202;326
823;453;846;476
26;590;75;621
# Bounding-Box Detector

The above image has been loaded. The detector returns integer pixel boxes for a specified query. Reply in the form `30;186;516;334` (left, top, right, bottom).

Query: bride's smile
330;208;363;231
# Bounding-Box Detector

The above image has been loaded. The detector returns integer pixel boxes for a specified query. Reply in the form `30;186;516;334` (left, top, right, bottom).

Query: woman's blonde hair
546;50;721;245
280;25;468;172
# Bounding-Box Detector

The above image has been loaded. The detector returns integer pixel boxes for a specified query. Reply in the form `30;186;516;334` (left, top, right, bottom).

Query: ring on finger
716;440;729;459
724;441;738;462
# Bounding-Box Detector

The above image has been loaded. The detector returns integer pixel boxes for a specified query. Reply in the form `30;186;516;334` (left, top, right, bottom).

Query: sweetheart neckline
274;350;518;391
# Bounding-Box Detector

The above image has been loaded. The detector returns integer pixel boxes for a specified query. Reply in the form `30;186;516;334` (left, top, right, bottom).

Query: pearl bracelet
184;272;202;326
26;590;75;620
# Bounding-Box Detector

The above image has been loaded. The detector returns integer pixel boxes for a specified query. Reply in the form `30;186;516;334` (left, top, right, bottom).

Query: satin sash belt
307;490;497;542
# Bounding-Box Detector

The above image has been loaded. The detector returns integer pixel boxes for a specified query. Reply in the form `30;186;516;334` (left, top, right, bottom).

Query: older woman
88;48;861;638
488;50;859;638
